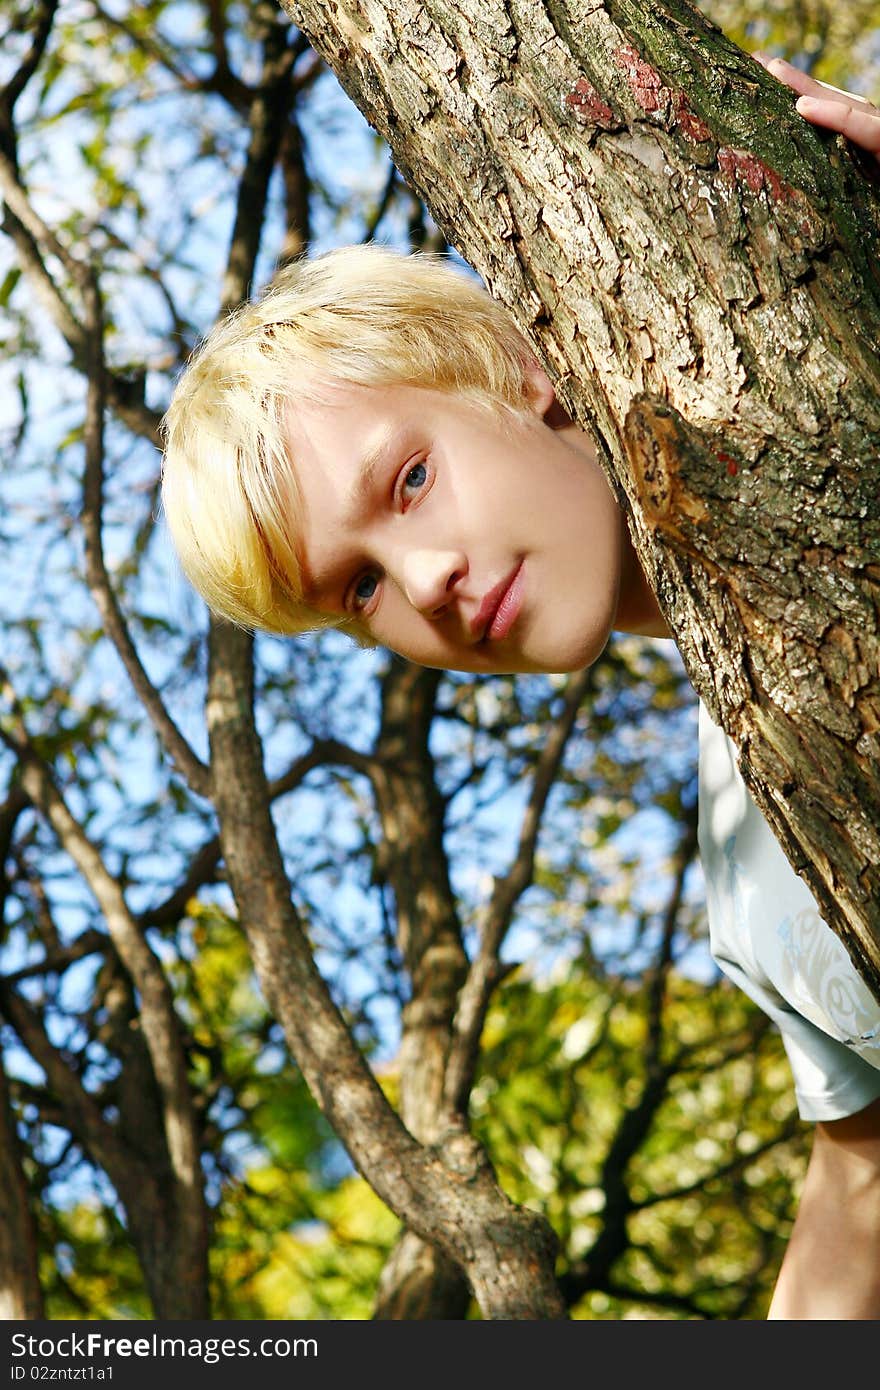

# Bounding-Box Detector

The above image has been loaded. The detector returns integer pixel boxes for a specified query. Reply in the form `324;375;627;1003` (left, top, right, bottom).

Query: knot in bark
431;1122;493;1182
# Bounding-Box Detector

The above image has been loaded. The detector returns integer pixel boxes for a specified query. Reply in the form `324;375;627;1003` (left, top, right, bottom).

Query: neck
613;512;670;639
546;400;670;641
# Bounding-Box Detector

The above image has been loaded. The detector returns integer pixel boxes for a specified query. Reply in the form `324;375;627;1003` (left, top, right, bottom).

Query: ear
521;356;571;429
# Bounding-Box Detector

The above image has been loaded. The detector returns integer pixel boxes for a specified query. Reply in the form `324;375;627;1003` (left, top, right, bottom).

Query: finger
815;79;872;107
753;53;852;107
753;52;878;117
796;94;880;157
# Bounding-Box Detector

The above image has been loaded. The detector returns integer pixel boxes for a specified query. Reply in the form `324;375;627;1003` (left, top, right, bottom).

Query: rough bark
369;660;473;1316
374;1229;471;1319
278;0;880;1001
0;1063;43;1319
0;790;49;1319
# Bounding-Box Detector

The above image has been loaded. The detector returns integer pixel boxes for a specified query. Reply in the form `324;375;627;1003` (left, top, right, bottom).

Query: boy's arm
754;52;880;159
768;1097;880;1319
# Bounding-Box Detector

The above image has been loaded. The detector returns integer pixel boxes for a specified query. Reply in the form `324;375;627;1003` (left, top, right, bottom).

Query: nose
398;548;467;617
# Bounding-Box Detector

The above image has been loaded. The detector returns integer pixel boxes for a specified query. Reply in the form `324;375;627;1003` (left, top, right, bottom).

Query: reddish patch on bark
616;44;668;113
762;165;789;202
615;45;711;142
672;91;711;143
714;450;738;475
718;146;794;201
565;77;615;127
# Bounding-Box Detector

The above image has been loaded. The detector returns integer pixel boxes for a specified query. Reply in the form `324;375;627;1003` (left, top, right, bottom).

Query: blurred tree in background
0;0;876;1318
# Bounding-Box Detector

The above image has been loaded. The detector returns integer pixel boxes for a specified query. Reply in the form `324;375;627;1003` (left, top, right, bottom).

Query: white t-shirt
697;701;880;1121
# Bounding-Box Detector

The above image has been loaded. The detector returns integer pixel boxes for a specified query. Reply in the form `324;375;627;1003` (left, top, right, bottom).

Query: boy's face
283;370;625;675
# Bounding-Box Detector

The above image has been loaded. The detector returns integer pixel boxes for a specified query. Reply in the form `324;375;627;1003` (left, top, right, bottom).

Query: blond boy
161;61;880;1317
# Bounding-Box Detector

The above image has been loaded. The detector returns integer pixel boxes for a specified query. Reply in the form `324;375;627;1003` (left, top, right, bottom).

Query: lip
471;562;524;642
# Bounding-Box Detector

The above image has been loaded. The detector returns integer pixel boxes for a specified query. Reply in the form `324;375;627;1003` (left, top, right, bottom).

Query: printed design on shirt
777;908;880;1057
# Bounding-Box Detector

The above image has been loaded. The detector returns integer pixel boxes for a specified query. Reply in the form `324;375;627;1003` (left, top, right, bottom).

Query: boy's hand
753;52;880;161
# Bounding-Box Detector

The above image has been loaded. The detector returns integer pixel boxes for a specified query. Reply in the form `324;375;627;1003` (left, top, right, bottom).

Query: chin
542;624;614;675
504;648;602;677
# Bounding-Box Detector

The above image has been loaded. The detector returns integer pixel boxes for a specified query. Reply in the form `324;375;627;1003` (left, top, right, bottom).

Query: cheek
370;600;436;662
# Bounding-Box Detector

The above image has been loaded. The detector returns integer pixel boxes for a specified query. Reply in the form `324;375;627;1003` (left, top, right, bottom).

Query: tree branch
0;146;163;445
645;800;700;1059
218;4;297;313
10;841;65;955
0;677;204;1241
0;785;28;912
632;1115;801;1213
139;839;223;932
91;0;251;110
206;621;566;1317
277;111;311;267
362;158;399;242
80;268;210;796
0;1054;44;1317
271;737;377;794
0;978;146;1190
444;664;595;1112
204;0;252;108
137;738;378;934
3;929;107;986
1;0;60;114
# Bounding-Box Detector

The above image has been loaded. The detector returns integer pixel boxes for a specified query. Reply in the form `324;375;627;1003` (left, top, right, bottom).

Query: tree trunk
279;0;880;1000
370;659;472;1316
0;1063;43;1319
374;1230;471;1319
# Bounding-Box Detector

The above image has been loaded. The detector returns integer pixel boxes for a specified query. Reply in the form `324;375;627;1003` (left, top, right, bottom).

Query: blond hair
160;243;534;634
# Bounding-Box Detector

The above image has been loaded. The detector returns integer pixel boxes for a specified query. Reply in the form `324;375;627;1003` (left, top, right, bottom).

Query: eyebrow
342;438;387;522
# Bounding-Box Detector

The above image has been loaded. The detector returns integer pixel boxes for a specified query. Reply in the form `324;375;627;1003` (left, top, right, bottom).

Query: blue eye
405;462;427;489
353;573;379;607
401;461;428;499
